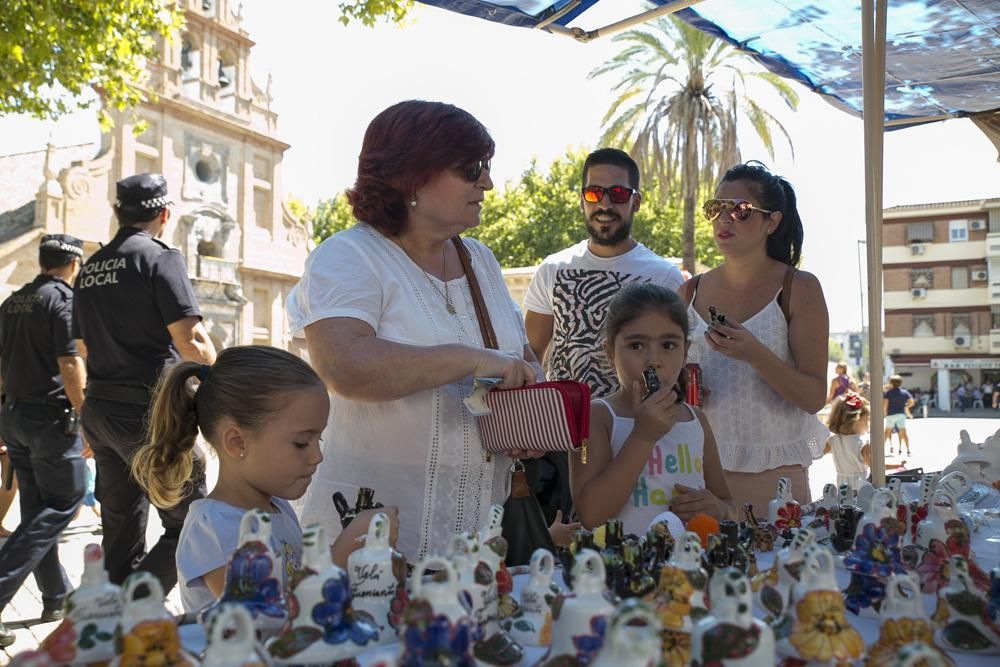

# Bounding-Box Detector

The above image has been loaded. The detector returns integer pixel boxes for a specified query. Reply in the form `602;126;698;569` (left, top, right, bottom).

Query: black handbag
501;459;557;566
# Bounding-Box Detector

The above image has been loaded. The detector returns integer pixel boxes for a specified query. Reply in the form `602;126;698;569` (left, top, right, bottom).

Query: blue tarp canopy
417;0;1000;130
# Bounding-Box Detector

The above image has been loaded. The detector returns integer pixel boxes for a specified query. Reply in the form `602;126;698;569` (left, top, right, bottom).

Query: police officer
73;174;216;591
0;234;87;647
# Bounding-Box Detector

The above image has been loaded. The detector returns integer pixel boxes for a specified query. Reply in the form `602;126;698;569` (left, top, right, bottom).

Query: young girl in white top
570;283;737;536
131;346;395;612
824;392;871;491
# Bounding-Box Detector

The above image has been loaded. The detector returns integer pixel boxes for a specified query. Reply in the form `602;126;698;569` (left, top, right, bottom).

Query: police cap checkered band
115;173;172;210
39;234;84;257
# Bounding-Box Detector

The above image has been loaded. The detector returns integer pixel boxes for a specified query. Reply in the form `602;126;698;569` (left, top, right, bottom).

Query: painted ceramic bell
855;481;877;516
843;511;907;616
775;543;864;665
649;531;707;633
202;603;269;667
479;504;505;543
938;470;973;502
267;524;379;665
590;599;662;667
855;488;899;537
889;641;956;667
476;506;518;624
864;572;949;667
348;511;407;643
206;508;288;637
691;567;775;667
754;527;814;621
502;549;559;646
934;556;1000;654
535;549;613;667
916;515;990;595
399;557;479;667
767;476;802;531
112;572;198;666
916;491;960;551
887;478;913;547
36;543;121;666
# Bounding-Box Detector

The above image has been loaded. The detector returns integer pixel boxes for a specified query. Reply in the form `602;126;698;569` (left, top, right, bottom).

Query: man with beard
521;148;682;535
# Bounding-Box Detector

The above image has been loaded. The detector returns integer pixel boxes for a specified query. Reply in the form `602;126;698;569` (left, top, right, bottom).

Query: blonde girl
824;392;871;490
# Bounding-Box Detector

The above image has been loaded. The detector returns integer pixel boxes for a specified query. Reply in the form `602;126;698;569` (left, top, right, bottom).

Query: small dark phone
62;408;80;436
642;367;660;401
708;305;733;339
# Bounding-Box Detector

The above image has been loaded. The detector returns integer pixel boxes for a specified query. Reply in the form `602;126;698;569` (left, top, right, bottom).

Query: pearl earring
410;199;417;207
239;451;246;459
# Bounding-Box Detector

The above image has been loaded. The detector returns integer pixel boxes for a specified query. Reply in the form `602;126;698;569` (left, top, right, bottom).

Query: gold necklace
419;244;456;315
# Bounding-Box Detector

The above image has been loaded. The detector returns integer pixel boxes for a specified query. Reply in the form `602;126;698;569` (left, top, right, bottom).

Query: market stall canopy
418;0;1000;142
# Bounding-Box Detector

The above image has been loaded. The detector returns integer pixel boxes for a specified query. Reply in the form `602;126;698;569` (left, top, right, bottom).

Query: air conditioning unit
969;220;986;231
910;243;926;255
911;287;927;298
971;270;988;281
954;335;971;349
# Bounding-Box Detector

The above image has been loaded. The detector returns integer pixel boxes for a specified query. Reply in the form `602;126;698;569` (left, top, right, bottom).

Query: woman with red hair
288;100;539;560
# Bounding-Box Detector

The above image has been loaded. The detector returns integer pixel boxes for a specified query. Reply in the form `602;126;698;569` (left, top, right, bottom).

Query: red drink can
685;363;702;406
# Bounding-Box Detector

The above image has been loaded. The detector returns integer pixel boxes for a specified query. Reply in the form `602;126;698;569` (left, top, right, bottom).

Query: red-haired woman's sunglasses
582;185;636;205
458;159;491;183
703;198;773;222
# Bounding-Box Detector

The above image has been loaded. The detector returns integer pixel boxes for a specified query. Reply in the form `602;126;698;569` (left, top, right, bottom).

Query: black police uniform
73;174;206;590
0;237;85;624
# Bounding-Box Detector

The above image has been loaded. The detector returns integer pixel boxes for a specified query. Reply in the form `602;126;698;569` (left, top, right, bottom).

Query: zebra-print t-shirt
523;240;684;398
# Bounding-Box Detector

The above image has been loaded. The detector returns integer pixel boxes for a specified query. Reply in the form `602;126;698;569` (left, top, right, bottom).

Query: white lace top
686;289;827;474
287;224;525;561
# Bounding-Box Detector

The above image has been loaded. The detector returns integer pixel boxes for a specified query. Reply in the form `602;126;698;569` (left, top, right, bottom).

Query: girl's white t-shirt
827;432;867;483
593;398;705;536
177;497;303;613
286;224;528;560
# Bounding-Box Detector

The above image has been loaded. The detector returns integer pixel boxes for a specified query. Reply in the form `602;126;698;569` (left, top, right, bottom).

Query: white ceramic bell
202;603;268;667
755;527;814;620
937;470;972;501
503;549;558;646
790;543;839;605
590;599;662;667
450;531;497;628
856;487;898;538
670;531;708;614
267;524;379;665
767;476;796;526
856;480;877;516
399;557;478;667
935;555;1000;654
348;511;405;643
537;549;613;667
916;490;959;551
112;572;199;666
411;557;475;625
917;473;941;512
479;503;505;544
887;479;912;546
890;642;956;667
692;568;775;667
37;543;122;666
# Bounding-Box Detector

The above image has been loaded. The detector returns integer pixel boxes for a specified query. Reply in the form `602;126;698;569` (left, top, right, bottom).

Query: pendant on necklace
446;302;457;315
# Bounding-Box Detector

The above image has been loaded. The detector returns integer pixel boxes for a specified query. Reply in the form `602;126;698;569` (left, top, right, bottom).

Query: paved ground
1;415;998;662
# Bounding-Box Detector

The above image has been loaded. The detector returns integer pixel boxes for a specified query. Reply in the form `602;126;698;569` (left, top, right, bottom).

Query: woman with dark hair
287;100;538;560
679;161;829;511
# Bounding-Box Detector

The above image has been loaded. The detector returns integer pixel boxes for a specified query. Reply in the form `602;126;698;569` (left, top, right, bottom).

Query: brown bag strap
452;236;498;350
779;265;796;323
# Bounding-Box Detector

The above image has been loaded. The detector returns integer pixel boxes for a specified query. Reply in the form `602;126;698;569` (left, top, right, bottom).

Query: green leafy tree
310;148;722;270
829;338;845;362
0;0;183;128
591;16;798;273
338;0;414;26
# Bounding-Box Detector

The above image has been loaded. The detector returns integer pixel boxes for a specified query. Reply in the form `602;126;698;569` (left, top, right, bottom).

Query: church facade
0;0;310;351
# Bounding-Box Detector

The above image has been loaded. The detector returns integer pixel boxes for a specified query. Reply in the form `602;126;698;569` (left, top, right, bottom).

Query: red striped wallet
473;380;591;462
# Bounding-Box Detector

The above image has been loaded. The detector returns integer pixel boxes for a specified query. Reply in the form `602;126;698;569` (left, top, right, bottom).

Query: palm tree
590;16;799;273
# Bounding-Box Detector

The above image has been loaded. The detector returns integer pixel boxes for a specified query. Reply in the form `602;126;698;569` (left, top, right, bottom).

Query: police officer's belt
85;382;151;405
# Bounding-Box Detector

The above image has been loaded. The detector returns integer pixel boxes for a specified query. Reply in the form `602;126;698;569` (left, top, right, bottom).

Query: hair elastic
197;364;211;381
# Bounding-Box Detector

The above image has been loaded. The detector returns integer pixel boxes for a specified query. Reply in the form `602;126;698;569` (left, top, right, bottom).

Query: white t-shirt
177;497;303;613
286;224;526;561
593;399;705;536
827;433;868;487
523;240;683;398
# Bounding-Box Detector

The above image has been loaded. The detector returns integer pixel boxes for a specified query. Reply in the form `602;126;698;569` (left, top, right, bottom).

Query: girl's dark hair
131;345;325;508
826;394;870;436
720;161;803;266
347;100;495;236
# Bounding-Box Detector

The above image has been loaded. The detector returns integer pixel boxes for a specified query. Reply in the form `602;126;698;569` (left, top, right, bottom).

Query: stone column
936;367;950;412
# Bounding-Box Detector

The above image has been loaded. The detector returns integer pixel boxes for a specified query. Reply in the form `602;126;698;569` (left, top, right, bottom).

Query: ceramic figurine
917;516;990;594
890;641;956;667
856;480;876;516
649;531;707;632
743;504;776;553
348;511;407;643
619;537;656;598
801;484;838;540
479;503;505;543
558;528;595;590
865;572;952;667
333;486;383;528
909;473;940;540
204;508;288;636
855;488;901;537
7;651;55;667
774;543;864;665
267;524;378;665
535;549;613;667
691;568;775;667
754;527;814;621
916;491;960;551
934;556;1000;653
830;493;862;554
502;549;559;646
641;521;675;585
767;476;801;531
942;428;1000;485
112;572;198;666
36;543;121;666
843;505;908;616
888;478;913;546
202;604;269;667
399;558;479;667
589;599;661;667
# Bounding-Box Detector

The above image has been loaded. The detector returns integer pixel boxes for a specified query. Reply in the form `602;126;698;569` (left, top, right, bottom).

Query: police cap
39;233;84;257
114;173;173;211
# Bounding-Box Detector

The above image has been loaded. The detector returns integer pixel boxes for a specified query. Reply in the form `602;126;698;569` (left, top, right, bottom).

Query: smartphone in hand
708;305;733;339
642;367;660;401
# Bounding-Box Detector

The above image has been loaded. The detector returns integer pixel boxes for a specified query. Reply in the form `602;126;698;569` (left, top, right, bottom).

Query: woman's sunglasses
703;198;773;222
581;185;637;205
458;159;491;183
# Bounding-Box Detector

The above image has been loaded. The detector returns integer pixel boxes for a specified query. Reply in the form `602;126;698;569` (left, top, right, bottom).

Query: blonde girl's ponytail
131;361;203;508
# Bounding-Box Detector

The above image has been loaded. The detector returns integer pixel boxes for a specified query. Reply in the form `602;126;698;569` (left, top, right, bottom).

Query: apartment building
882;197;1000;410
